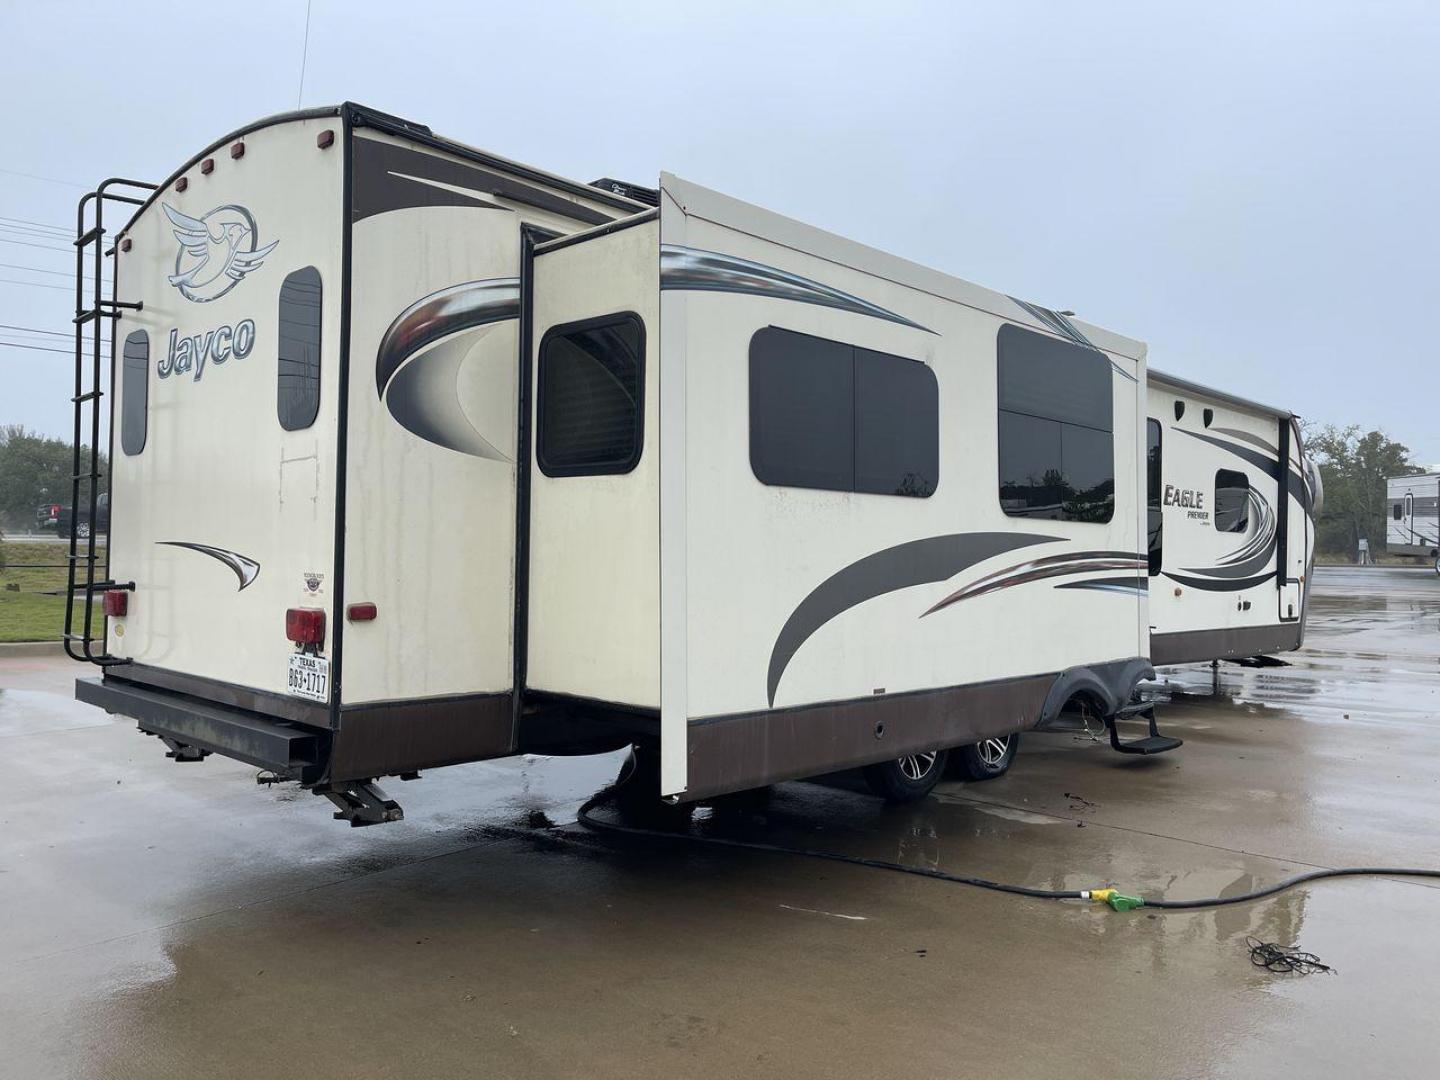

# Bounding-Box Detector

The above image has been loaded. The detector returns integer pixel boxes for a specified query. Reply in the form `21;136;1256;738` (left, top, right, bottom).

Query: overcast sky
2;1;1436;460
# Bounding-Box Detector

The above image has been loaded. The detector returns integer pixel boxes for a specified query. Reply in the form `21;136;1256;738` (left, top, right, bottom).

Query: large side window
749;327;938;498
997;324;1114;522
277;267;322;431
1146;419;1162;575
537;312;645;476
1215;469;1250;533
120;330;148;456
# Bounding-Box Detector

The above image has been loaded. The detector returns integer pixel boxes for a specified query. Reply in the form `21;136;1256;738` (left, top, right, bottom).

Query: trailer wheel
1433;554;1440;577
951;734;1019;781
862;749;949;804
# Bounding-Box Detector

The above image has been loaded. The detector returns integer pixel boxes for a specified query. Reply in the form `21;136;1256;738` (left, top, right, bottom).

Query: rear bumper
76;676;328;782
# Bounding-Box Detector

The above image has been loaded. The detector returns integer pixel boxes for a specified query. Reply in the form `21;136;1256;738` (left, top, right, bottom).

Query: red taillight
286;607;325;646
347;602;377;622
103;590;128;617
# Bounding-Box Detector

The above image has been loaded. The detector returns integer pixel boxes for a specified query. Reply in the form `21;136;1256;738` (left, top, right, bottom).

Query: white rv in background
1386;473;1439;570
67;104;1316;823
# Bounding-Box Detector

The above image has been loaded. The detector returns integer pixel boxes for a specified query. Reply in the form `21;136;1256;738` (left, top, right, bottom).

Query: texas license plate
287;653;330;702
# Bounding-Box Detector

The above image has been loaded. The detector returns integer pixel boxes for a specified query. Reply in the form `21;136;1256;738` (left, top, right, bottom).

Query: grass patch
0;541;107;643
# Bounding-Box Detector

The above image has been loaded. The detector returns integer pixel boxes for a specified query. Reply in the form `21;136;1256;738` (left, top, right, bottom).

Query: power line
0;323;110;345
0;214;69;234
0;235;75;255
0;323;83;338
0;261;106;281
0;339;74;355
0;276;71;292
0;166;90;190
0;221;73;241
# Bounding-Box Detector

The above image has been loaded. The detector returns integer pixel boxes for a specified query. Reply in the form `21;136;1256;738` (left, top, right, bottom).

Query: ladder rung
66;555;101;562
72;390;103;403
99;298;142;311
75;226;104;247
70;471;103;480
73;310;121;324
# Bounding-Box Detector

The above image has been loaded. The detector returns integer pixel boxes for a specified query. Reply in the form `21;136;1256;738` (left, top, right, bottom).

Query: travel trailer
1386;473;1439;570
66;104;1315;822
1145;372;1319;665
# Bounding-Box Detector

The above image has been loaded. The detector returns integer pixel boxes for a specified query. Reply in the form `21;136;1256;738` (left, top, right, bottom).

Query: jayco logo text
159;321;256;382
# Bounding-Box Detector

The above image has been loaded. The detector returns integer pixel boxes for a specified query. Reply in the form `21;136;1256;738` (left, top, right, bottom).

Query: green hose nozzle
1084;888;1146;912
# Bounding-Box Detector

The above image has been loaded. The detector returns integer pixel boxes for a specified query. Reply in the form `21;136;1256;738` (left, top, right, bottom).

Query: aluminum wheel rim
898;752;938;781
977;736;1011;767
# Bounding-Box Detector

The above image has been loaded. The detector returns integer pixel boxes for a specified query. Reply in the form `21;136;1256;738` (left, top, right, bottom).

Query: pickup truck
56;493;109;540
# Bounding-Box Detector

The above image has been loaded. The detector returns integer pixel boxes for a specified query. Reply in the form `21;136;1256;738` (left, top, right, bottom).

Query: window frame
747;325;939;499
536;310;647;479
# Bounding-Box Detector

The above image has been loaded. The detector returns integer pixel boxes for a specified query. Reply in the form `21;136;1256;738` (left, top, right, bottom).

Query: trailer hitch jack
312;780;404;827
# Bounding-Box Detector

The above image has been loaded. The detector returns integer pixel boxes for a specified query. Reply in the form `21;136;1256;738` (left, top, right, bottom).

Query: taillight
286;607;325;646
103;590;128;617
346;602;377;622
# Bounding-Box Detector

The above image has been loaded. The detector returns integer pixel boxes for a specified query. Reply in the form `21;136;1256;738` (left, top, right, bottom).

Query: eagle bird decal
162;203;278;303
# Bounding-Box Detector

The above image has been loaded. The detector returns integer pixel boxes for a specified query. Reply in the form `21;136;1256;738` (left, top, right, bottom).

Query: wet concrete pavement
3;566;1439;1079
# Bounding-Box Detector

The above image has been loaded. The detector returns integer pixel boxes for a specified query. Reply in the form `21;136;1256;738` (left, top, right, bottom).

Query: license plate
287;653;330;702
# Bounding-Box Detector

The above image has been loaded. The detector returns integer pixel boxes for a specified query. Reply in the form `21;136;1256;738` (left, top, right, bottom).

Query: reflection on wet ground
3;566;1440;1079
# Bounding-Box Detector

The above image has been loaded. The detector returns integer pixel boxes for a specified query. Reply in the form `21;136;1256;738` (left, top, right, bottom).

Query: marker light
103;590;128;617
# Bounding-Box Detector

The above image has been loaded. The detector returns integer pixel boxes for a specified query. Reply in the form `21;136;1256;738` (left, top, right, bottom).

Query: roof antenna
296;0;313;108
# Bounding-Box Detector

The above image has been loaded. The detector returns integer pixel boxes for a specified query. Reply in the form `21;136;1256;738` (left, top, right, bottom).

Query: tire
1433;555;1439;576
951;733;1019;781
862;748;950;804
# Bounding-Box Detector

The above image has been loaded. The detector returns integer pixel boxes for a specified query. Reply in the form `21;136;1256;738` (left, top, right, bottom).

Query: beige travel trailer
67;104;1314;822
1144;372;1319;666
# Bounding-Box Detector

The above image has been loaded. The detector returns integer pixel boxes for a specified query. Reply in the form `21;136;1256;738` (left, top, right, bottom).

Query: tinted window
1146;419;1162;575
120;330;148;456
749;328;853;491
1215;468;1250;533
277;267;322;431
996;324;1114;522
538;313;645;476
750;327;938;498
1394;502;1404;521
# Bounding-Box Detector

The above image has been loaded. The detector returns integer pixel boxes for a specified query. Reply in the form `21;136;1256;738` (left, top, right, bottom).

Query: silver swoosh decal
922;551;1147;614
375;278;520;460
158;542;260;591
661;245;933;333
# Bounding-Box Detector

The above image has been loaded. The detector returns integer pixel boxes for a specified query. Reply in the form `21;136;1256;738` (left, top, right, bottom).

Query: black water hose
574;792;1440;912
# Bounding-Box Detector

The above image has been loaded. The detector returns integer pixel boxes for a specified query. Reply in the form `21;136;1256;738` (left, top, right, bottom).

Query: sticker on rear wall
303;572;325;595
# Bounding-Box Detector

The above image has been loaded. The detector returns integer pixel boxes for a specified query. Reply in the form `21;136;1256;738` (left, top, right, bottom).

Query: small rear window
1215;468;1250;533
120;330;148;455
277;266;322;431
537;313;645;476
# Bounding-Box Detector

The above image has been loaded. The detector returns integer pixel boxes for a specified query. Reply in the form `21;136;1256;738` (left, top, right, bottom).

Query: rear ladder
64;179;155;666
